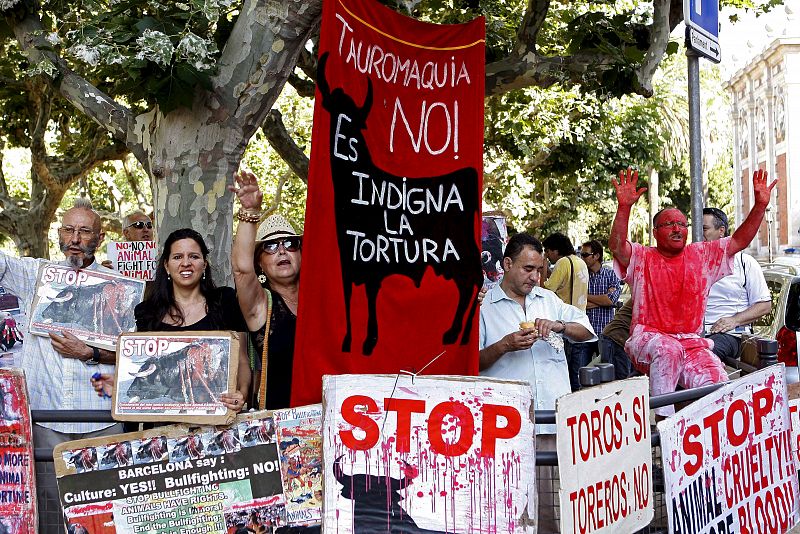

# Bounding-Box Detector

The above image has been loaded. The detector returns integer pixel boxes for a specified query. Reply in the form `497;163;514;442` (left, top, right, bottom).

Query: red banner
293;0;485;406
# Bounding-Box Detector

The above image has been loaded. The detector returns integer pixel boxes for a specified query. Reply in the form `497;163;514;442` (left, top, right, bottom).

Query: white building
725;35;800;255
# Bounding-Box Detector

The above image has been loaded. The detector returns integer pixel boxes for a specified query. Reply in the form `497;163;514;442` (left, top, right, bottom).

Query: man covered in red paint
609;168;776;417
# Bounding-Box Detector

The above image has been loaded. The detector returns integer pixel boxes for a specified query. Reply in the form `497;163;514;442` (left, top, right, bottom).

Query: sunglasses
580;252;595;258
127;221;153;230
262;237;301;254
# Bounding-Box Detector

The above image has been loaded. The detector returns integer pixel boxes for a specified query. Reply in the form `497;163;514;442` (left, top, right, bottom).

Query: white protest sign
556;376;652;534
789;382;799;470
108;241;158;281
659;365;799;534
322;374;536;534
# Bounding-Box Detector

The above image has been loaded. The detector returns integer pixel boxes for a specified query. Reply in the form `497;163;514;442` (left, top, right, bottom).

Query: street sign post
684;0;721;63
684;0;720;242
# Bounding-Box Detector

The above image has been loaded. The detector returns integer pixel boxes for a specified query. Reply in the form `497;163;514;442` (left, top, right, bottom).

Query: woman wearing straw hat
230;171;301;410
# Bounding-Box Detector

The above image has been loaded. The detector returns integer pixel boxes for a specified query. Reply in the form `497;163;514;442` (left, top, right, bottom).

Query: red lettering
703;408;725;459
727;399;750;447
384;398;425;453
428;401;474;457
682;424;703;477
632;396;644;442
339;395;379;450
591;410;603;459
752;388;774;435
567;415;579;464
480;403;521;458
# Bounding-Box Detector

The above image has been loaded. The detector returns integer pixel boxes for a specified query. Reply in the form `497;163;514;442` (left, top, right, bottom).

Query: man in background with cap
701;207;771;360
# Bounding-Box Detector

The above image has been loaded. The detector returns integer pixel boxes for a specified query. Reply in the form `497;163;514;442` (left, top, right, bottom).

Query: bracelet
236;209;262;224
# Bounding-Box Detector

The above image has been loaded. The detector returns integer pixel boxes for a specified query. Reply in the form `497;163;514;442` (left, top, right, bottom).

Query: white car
753;260;800;383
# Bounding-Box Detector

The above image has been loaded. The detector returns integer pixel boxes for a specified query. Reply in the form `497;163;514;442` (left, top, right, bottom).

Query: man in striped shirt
569;240;621;388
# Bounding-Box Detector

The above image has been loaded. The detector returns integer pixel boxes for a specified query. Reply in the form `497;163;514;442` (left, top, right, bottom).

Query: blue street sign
684;0;720;62
684;0;719;40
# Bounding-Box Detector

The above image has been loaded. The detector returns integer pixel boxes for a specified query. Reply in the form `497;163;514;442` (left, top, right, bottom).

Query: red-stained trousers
625;324;728;416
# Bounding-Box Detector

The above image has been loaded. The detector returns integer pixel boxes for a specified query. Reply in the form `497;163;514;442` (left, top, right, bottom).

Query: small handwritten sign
108;241;158;281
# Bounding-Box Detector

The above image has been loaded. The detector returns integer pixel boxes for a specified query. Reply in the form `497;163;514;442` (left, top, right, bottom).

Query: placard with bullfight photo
112;332;239;425
28;263;145;350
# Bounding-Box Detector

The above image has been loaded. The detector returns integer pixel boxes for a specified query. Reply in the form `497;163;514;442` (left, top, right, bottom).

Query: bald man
0;198;122;526
608;168;775;417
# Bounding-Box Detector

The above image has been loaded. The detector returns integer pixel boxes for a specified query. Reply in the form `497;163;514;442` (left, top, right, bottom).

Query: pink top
614;237;733;336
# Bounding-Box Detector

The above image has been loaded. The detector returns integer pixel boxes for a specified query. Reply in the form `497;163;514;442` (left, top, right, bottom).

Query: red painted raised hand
752;169;777;207
612;168;647;207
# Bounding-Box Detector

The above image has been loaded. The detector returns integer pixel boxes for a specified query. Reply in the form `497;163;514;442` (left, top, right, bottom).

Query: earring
258;273;267;284
202;272;206;280
167;273;171;281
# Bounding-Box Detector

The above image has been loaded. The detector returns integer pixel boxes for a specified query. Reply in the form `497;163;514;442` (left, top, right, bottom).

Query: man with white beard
0;197;122;527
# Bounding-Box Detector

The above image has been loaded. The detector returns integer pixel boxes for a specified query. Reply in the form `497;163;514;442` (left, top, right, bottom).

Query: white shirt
479;283;596;434
704;251;771;332
0;254;116;433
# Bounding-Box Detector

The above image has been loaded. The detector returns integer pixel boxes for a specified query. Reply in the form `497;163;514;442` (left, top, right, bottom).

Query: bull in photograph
41;280;136;335
242;419;275;447
99;441;132;469
318;52;482;356
207;428;241;455
170;434;205;461
125;341;227;404
66;448;97;473
333;456;445;534
134;436;167;464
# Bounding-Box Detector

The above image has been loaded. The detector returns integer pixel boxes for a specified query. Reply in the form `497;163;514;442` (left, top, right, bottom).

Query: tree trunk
132;105;247;284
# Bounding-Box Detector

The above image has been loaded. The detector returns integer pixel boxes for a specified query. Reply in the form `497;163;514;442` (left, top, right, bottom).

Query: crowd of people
0;167;776;531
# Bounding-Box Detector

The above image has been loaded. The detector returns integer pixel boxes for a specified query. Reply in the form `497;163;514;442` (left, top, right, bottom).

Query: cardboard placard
273;405;323;526
322;374;536;533
28;263;145;350
112;332;239;425
658;366;800;534
53;411;292;533
107;241;158;281
556;377;653;534
482;214;508;289
0;369;37;534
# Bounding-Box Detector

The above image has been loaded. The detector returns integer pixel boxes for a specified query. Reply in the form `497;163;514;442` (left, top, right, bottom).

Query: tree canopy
0;0;784;271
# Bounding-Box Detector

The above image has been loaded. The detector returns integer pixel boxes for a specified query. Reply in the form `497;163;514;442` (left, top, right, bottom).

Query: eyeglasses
127;221;153;230
580;252;595;258
58;226;96;239
655;221;689;230
262;237;301;254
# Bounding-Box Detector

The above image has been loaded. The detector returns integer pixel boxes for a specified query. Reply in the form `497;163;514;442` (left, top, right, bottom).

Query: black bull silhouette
334;456;445;533
125;342;226;404
41;280;135;335
317;52;482;356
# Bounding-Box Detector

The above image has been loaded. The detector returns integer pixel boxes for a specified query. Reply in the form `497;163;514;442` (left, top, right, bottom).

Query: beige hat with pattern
255;214;302;242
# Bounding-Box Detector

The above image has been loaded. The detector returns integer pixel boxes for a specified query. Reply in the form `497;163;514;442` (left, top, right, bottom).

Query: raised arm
609;168;647;269
228;171;269;331
729;169;777;255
